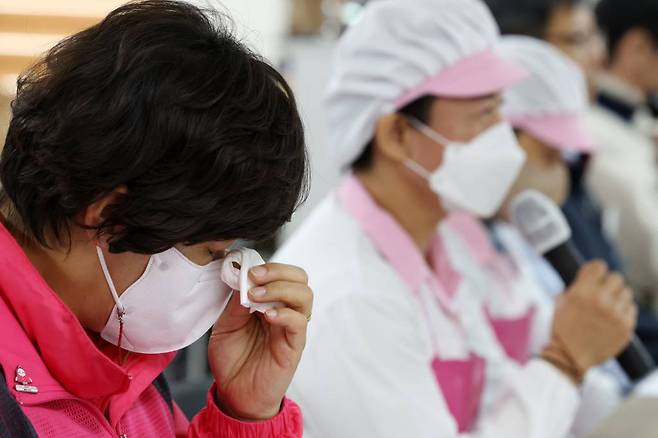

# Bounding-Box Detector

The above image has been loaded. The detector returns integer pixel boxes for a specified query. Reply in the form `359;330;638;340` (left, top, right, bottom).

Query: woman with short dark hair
0;1;311;436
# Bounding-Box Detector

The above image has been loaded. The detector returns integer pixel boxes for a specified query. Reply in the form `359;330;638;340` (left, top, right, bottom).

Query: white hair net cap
325;0;528;168
500;35;593;151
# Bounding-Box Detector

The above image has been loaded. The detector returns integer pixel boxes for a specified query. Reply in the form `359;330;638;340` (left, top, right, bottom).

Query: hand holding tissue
222;248;284;314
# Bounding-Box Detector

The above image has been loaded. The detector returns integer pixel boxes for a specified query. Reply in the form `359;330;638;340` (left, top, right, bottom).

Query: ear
81;185;128;230
372;113;415;163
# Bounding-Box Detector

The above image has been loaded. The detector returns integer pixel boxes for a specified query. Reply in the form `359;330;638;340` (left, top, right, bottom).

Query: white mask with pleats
97;246;278;354
404;117;526;218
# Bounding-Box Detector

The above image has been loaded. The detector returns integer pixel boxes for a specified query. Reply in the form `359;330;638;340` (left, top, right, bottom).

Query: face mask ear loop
406;116;454;147
403;117;445;180
404;159;433;180
96;246;126;350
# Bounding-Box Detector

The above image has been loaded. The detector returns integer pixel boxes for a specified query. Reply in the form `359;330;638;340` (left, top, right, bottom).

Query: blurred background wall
0;1;124;146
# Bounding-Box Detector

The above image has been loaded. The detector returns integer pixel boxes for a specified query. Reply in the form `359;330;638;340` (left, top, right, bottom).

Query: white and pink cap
325;0;529;168
499;36;594;152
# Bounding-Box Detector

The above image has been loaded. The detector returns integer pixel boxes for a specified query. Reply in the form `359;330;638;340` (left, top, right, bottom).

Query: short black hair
0;0;309;254
595;0;658;57
484;0;583;37
351;95;435;171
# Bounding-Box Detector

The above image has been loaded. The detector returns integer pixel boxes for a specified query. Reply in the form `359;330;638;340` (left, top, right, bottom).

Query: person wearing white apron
443;36;627;437
585;0;658;304
274;0;637;436
494;35;611;353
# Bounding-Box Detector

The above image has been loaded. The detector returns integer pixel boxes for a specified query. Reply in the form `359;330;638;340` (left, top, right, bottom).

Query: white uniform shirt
487;222;624;437
274;176;580;438
585;93;658;302
437;216;622;437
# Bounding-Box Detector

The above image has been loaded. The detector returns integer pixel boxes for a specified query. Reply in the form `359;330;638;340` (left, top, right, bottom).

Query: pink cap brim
509;113;594;152
394;48;529;109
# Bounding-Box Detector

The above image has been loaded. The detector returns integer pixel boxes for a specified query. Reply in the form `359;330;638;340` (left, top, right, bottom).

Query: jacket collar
337;174;459;313
596;73;648;122
0;222;174;425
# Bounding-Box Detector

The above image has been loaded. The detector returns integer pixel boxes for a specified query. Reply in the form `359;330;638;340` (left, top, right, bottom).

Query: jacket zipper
117;420;127;438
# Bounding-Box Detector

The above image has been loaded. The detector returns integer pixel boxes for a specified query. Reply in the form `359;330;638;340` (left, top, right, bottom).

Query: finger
571;261;608;297
595;274;625;306
249;281;313;315
600;282;632;316
601;273;625;295
249;263;308;286
610;288;634;323
264;307;308;351
622;301;638;332
576;260;608;284
616;286;635;308
615;280;633;297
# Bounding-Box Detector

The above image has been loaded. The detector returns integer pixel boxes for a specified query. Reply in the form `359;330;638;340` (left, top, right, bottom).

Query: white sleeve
292;290;580;438
474;360;580;438
569;367;622;437
585;126;658;291
292;290;459;438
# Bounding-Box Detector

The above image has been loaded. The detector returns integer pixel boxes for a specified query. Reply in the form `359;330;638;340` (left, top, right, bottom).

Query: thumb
214;291;251;331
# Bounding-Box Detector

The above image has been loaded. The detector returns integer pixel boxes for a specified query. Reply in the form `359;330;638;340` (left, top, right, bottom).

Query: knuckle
278;307;294;319
274;263;308;284
629;304;638;325
298;284;313;304
586;260;608;275
594;294;609;310
265;281;285;294
568;278;587;295
297;267;309;284
606;272;624;287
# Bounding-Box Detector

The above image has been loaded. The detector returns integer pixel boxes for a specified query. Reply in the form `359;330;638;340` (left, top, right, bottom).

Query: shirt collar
597;72;647;108
337;174;458;313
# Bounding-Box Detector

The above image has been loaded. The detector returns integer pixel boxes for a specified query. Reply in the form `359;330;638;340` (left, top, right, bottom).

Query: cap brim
510;114;594;152
395;48;529;108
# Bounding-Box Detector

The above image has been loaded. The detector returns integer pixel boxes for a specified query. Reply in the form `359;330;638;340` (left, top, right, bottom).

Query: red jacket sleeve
174;384;303;438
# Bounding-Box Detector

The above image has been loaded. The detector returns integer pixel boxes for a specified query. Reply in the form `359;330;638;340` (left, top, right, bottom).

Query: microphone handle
544;241;585;285
544;242;655;381
618;336;656;381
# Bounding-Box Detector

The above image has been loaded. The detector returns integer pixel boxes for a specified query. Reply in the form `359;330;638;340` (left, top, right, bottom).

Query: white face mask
97;246;234;354
404;118;526;218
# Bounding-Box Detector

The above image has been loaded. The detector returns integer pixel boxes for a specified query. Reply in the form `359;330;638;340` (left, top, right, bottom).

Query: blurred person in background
274;0;636;436
422;35;629;437
0;1;313;436
584;0;658;309
484;0;620;271
446;36;628;437
486;0;605;97
486;0;658;363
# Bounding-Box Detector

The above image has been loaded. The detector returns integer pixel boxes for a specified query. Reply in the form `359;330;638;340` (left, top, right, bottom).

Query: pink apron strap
431;354;486;432
485;306;536;364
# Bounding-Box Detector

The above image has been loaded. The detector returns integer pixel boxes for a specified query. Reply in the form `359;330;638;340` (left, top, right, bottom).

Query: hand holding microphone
546;261;636;382
511;190;655;382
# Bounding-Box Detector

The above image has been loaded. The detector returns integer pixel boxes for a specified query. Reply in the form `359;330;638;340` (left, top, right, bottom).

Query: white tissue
221;248;283;314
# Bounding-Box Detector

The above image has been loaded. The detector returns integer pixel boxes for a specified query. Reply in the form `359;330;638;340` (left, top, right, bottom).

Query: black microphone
510;190;655;382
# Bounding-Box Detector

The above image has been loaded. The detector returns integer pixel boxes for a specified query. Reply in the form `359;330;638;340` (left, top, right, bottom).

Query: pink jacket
0;222;303;437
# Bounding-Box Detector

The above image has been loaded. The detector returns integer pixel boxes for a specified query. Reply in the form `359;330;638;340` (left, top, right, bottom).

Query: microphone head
510;190;572;255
